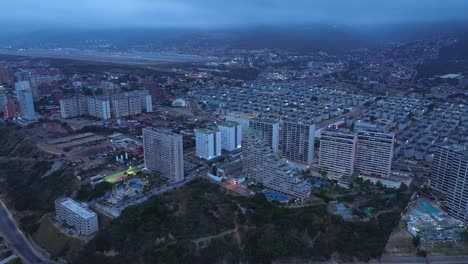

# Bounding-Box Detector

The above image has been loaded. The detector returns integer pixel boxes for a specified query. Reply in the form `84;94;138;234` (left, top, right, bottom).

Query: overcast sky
2;0;468;29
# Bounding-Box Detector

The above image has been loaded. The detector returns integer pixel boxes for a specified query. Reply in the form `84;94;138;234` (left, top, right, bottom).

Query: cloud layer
2;0;468;28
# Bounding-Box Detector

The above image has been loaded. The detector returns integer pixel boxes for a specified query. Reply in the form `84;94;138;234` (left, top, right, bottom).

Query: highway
0;200;51;264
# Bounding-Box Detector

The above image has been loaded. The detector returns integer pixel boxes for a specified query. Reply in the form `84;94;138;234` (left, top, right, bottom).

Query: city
0;1;467;264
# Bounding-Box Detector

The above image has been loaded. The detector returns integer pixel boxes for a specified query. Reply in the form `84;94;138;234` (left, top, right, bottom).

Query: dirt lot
383;218;417;257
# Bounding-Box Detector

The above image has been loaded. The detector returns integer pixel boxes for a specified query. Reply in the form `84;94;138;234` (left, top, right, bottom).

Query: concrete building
281;121;315;165
59;96;88;118
430;144;468;222
88;97;111;120
225;112;258;131
355;131;394;177
55;197;98;236
124;90;153;112
218;121;242;152
0;92;7;113
143;127;184;182
243;128;311;199
318;129;357;180
17;89;36;120
195;128;221;160
14;81;31;97
250;118;280;153
4;101;15;119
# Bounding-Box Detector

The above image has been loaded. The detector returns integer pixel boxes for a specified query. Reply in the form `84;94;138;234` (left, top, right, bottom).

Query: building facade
355;131;394;177
243;128;311;199
225;113;258;131
55;197;98;236
430;145;468;222
250;118;280;153
281;121;315;165
218;121;242;152
17;89;36;120
143;127;184;182
319;129;357;180
59;96;88;118
87;97;111;120
195;128;221;160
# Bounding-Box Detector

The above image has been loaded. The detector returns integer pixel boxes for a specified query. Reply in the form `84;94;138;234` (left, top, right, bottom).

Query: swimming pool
307;179;330;187
419;201;439;216
263;191;288;202
130;180;143;189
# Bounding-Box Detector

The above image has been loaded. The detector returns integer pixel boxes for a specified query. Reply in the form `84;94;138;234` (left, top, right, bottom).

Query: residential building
218;121;242;152
14;81;30;97
59;96;88;118
195;128;221;160
281;121;315;165
243;128;311;199
17;89;36;120
319;129;357;180
143;127;184;182
88;97;111;120
355;131;394;177
55;197;98;236
4;101;15;118
225;113;258;131
430;144;468;222
0;92;7;113
250;118;280;152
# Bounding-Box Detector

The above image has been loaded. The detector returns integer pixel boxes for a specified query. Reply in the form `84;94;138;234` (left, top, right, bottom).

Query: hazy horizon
2;0;468;30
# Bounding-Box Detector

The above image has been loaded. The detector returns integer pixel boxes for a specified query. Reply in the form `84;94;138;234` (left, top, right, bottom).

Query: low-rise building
55;197;98;236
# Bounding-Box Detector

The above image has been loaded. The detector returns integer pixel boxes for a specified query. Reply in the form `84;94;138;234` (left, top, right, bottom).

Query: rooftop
58;198;96;219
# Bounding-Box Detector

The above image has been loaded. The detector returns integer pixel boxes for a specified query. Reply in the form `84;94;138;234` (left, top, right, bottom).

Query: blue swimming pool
130;180;143;189
307;179;330;187
264;191;288;202
419;202;439;216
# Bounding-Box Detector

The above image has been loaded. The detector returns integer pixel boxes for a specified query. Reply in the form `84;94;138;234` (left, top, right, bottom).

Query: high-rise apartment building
250;118;280;153
319;129;357;180
55;197;98;236
195;128;221;160
225;113;258;131
124;90;153;112
87;97;111;120
430;144;468;222
15;81;31;97
59;96;88;118
354;131;394;177
17;89;36;120
243;128;311;199
3;101;15;119
281;121;315;165
143;127;184;182
218;121;242;152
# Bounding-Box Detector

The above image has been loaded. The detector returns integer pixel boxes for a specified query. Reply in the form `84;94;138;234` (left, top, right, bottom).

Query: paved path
0;200;51;264
380;255;468;264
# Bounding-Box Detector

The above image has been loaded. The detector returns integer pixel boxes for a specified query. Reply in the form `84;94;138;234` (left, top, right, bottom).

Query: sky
2;0;468;29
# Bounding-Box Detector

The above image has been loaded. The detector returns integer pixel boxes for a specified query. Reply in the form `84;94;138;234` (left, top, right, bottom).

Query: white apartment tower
225;113;258;131
281;121;315;165
195;128;221;160
59;96;88;118
430;145;468;222
354;131;394;177
17;89;36;120
55;197;98;236
250;118;280;153
88;97;111;120
243;128;311;199
318;129;357;180
218;121;242;152
15;81;31;97
143;127;184;182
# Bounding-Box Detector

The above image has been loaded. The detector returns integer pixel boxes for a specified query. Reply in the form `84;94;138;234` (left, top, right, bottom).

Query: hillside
76;179;402;264
0;125;76;233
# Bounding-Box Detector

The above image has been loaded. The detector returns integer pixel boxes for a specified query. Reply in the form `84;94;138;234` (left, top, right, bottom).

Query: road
0;200;51;264
380;255;468;263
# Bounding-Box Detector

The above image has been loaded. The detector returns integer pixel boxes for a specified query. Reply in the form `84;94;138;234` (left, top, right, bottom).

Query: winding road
0;200;51;264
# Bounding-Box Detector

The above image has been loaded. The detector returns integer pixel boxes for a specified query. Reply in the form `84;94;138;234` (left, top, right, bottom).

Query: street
0;199;51;264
